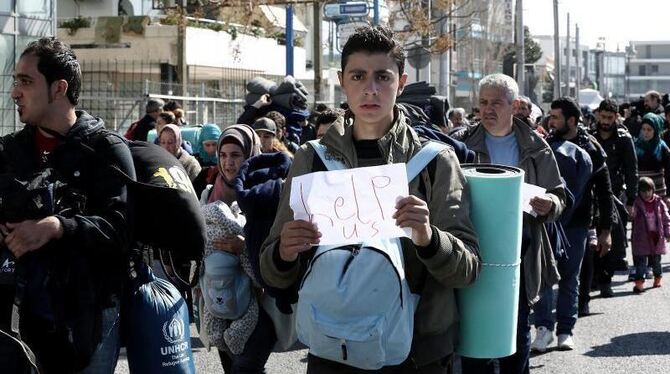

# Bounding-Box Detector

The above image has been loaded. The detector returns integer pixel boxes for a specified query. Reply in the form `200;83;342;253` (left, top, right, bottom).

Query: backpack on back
297;140;446;370
81;134;206;262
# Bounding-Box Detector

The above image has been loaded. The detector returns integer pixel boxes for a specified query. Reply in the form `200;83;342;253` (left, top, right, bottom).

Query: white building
628;41;670;99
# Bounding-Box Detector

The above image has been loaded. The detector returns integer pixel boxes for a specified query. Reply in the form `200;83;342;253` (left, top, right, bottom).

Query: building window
651;65;659;74
639;65;646;76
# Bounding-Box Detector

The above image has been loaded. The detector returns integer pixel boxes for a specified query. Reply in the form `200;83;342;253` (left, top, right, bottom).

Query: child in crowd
631;177;670;293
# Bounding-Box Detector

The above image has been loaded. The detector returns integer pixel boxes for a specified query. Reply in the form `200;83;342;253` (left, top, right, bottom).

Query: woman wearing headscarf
198;124;278;373
635;113;670;197
195;123;222;167
158;124;202;181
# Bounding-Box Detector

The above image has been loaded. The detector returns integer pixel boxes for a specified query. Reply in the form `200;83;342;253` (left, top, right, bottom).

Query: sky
523;0;669;52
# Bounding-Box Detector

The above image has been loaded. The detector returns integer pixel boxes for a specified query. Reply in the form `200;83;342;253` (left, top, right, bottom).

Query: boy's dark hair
341;25;405;75
158;111;175;124
638;176;655;193
265;111;286;129
598;99;618;114
21;37;81;106
551;97;582;125
664;103;670;115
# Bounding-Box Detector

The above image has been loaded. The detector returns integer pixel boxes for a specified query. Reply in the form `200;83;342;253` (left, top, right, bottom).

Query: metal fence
75;60;327;133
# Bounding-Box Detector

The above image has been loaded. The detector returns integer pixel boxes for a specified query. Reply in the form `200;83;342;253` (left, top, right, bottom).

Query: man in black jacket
127;98;164;141
0;37;135;373
591;99;639;279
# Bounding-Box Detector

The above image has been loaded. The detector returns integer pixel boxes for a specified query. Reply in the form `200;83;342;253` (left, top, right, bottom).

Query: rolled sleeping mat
457;164;524;359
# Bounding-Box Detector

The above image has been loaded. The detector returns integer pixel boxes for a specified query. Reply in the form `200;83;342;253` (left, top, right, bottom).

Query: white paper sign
522;182;546;217
290;164;411;245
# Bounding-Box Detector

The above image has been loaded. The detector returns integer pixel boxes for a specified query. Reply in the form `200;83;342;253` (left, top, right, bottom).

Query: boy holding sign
260;25;480;373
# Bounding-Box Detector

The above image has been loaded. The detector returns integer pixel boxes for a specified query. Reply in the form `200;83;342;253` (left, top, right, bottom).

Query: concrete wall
57;22;176;64
185;27;307;78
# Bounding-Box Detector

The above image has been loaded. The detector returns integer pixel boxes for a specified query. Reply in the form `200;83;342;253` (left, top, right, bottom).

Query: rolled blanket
272;92;307;111
275;76;308;101
429;95;449;128
295;80;309;97
245;93;263;107
247;76;277;95
400;81;437;96
274;75;297;94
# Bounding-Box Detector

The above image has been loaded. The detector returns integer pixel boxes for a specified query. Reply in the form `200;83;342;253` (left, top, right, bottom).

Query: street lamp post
625;41;637;102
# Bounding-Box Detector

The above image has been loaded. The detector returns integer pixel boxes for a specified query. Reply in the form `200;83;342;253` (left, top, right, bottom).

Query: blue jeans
534;226;587;336
79;301;121;374
634;255;663;281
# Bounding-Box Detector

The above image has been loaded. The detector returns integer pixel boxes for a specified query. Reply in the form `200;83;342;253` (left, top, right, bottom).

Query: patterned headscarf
208;124;261;203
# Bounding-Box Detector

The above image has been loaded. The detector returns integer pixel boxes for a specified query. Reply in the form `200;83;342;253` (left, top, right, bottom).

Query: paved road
116;257;670;373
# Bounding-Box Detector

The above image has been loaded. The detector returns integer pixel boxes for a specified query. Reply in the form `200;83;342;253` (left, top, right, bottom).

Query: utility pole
286;5;294;76
553;0;560;98
313;1;322;104
515;0;525;95
565;12;570;97
422;0;433;84
177;0;188;96
373;0;380;25
438;8;449;98
575;24;581;99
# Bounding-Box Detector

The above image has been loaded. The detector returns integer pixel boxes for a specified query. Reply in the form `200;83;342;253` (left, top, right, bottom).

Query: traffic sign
324;2;369;19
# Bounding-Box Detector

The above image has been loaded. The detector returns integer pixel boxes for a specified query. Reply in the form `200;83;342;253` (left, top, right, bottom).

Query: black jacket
591;126;639;205
133;113;156;142
0;111;135;301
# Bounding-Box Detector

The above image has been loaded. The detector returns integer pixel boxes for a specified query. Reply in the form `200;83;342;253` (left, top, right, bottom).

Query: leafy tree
504;26;542;64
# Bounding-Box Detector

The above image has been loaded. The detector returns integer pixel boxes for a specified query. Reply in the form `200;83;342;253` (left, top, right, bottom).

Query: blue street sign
324;2;369;18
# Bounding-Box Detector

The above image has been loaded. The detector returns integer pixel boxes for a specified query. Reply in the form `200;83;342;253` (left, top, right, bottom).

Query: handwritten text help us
289;163;411;246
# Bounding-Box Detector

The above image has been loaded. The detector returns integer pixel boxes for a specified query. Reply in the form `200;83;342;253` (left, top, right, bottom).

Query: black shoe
578;304;590;317
600;284;614;298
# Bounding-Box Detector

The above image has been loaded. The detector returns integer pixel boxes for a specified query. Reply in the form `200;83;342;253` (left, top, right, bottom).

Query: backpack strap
307;140;346;171
309;139;447;180
406;141;448;181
